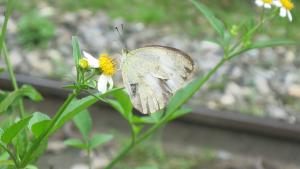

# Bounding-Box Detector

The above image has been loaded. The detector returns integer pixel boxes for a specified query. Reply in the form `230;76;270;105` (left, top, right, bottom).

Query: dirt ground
25;96;300;169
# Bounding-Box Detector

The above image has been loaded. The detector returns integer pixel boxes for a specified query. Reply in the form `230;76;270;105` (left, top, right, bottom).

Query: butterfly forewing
121;45;196;114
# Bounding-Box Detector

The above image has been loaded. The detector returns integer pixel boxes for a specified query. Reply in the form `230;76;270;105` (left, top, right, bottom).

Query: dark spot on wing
130;83;138;97
184;66;193;74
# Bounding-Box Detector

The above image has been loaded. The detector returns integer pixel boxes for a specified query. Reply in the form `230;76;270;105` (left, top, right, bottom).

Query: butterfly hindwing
121;45;196;114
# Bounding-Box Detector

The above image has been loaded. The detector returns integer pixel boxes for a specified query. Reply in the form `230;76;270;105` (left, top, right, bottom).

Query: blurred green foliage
113;137;198;169
17;11;55;49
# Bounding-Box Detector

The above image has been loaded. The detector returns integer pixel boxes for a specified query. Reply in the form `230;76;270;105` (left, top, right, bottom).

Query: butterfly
120;45;196;115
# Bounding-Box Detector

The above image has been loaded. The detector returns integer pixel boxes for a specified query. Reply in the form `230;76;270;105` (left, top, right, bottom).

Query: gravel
0;4;299;123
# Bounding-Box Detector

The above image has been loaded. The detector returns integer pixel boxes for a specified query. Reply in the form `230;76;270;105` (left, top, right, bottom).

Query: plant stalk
20;92;77;167
87;148;92;169
3;43;25;118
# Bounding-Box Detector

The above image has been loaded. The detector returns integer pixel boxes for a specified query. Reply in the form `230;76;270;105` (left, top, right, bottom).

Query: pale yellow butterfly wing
120;45;196;114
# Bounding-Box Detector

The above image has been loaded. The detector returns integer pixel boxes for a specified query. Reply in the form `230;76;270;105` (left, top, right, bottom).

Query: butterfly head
121;48;130;56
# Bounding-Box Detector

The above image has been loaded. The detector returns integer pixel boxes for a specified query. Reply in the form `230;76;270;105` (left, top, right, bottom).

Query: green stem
87;148;92;169
105;58;227;169
3;43;25;118
20;92;77;167
245;9;277;43
0;0;13;53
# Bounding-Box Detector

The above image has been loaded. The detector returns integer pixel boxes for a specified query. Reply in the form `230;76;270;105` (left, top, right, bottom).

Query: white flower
255;0;273;8
97;74;113;93
82;51;100;68
274;0;294;21
83;51;115;93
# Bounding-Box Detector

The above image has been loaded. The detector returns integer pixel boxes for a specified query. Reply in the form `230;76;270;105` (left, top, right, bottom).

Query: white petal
255;0;264;7
273;0;282;7
264;4;272;8
287;11;293;21
107;76;114;90
97;75;109;93
279;8;287;17
83;51;99;68
97;75;113;93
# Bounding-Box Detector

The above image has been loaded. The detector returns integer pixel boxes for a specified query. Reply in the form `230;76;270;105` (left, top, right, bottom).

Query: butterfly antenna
114;25;128;52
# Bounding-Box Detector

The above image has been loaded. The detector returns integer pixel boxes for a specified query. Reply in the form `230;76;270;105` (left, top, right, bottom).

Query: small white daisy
82;51;116;93
273;0;294;21
255;0;274;9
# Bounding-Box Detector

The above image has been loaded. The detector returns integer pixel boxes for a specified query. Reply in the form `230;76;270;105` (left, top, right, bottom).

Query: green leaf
0;91;20;114
31;120;50;138
62;84;78;90
190;0;225;37
28;112;51;137
64;138;86;149
0;160;14;166
25;165;38;169
0;85;42;114
0;128;4;139
1;115;32;144
28;112;50;129
132;111;163;124
104;98;126;118
89;134;113;149
72;36;81;66
73;109;92;141
20;85;43;102
51;88;122;134
168;107;192;121
13;128;28;159
110;89;133;121
28;138;48;164
166;76;206;115
0;151;9;160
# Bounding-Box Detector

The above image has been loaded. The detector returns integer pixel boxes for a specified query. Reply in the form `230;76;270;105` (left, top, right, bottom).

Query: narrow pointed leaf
1;115;32;144
73;109;92;141
110;89;133;121
190;0;225;37
72;36;81;66
32;120;51;138
89;134;113;149
51;88;122;134
0;85;42;114
20;85;43;101
28;112;51;137
168;107;192;121
132;111;163;124
64;138;86;149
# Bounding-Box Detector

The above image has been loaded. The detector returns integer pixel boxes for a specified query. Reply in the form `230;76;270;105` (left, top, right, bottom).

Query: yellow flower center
99;53;116;76
79;58;89;69
280;0;294;10
262;0;273;3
